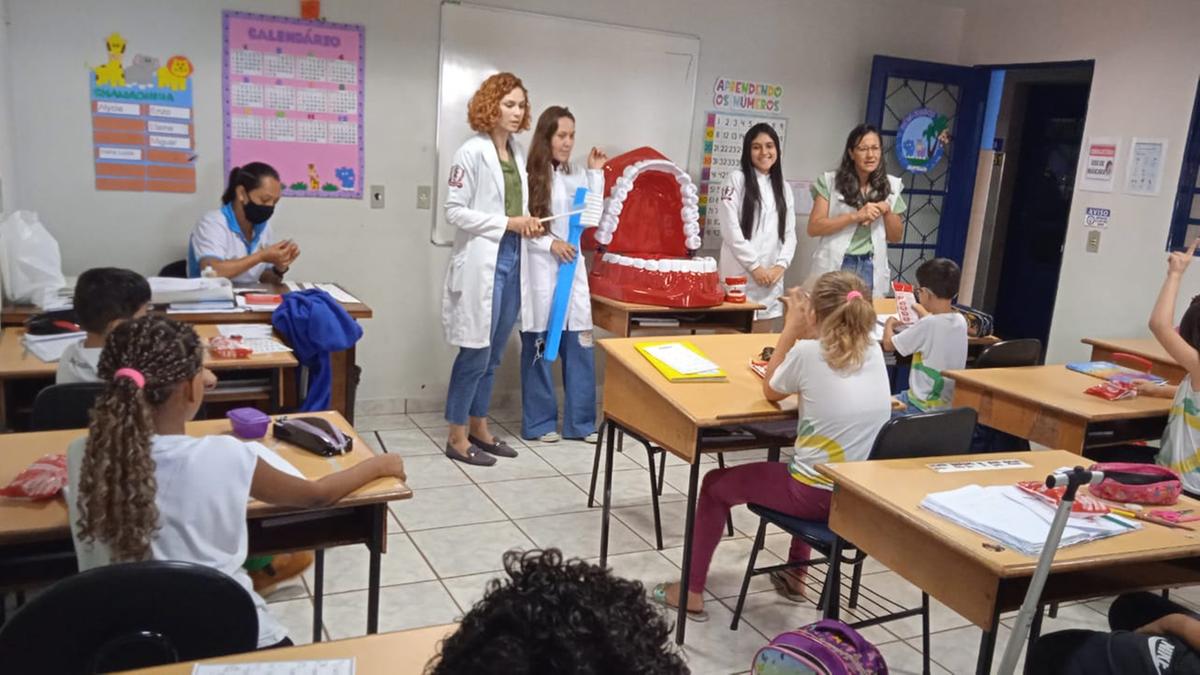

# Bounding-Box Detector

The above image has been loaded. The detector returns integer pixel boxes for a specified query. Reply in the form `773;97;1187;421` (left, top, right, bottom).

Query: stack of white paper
286;281;361;304
920;484;1138;555
643;343;721;375
148;277;234;304
22;331;85;363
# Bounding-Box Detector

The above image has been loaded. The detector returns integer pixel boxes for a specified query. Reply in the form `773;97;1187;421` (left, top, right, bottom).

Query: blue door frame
866;55;989;283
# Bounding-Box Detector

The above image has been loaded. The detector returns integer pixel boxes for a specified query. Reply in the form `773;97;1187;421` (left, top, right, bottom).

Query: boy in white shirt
57;268;151;384
882;258;967;414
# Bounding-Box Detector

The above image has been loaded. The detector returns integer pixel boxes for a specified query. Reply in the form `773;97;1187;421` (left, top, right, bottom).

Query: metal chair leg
587;420;606;508
645;443;664;549
921;592;931;675
848;554;865;610
731;518;768;630
717;453;734;537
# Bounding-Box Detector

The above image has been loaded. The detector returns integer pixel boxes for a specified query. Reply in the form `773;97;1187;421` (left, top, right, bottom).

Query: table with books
1082;336;1186;384
590;294;765;337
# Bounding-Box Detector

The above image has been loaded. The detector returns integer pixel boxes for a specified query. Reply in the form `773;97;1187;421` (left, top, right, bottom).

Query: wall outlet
416;185;432;210
370;185;385;209
1086;230;1101;253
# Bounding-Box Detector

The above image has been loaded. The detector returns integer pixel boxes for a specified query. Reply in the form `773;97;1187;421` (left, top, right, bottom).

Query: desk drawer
1085;415;1168;447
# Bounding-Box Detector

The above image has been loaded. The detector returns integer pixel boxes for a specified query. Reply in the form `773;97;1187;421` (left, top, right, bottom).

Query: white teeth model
601;254;718;273
596;159;702;253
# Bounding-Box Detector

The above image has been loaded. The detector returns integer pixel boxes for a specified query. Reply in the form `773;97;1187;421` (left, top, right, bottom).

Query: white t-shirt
66;434;286;647
769;339;891;489
188;205;274;283
717;170;797;320
56;343;102;384
1157;376;1200;495
891;312;968;411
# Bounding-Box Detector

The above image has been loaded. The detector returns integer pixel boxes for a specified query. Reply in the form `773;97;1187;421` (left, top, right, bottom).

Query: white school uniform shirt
66;434;287;648
442;133;550;348
522;162;603;333
1157;377;1200;494
56;342;102;384
717;169;797;320
188;204;275;284
891;312;968;411
807;171;905;297
768;339;890;490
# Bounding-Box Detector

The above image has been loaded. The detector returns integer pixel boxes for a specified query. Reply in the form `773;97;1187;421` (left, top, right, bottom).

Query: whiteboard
432;2;700;245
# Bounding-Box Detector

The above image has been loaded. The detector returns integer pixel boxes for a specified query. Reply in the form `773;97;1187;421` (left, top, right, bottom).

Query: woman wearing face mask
806;124;906;297
717;123;796;332
519;106;607;443
188;162;300;283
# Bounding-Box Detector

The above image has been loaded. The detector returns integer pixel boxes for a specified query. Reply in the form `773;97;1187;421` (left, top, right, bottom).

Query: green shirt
499;152;522;218
810;173;907;255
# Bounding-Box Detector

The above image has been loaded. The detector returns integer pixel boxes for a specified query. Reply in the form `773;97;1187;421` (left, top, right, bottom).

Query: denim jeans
444;232;521;425
840;253;874;296
519;330;597;439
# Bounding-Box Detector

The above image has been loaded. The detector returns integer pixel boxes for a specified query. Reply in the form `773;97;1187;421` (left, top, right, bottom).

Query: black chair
0;560;258;673
30;383;105;431
731;408;979;675
158;259;188;278
973;338;1043;369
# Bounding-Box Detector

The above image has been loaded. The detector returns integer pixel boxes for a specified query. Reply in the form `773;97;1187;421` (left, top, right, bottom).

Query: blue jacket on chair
272;289;363;411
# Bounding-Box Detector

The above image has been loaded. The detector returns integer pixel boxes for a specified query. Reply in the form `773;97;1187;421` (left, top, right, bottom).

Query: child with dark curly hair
427;549;688;675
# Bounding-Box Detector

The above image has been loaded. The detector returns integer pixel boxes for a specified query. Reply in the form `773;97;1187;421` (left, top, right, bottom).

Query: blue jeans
840;253;874;296
892;390;920;418
445;232;522;425
519;330;597;439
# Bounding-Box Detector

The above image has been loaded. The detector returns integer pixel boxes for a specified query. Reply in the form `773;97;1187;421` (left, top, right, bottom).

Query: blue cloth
445;232;522;425
272;289;363;411
520;330;596;439
188;203;270;278
840;253;874;296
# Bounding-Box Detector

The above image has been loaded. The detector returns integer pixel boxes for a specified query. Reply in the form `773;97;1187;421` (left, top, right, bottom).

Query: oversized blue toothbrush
545;187;603;361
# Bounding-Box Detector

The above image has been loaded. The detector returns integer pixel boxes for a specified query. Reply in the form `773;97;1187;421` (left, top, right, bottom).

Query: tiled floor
247;409;1200;674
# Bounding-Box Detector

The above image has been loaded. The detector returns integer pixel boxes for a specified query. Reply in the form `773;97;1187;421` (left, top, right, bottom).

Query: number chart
698;112;787;243
222;11;365;199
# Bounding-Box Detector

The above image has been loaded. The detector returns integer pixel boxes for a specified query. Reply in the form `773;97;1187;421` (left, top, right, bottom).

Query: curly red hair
467;72;530;133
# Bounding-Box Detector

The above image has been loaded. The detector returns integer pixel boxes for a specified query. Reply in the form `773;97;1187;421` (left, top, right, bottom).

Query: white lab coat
717;169;797;320
441;133;551;348
807;170;904;297
522;162;603;333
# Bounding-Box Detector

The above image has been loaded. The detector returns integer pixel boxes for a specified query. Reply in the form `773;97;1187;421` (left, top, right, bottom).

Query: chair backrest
868;408;979;461
972;338;1043;369
30;383;105;431
158;259;188;278
0;560;258;673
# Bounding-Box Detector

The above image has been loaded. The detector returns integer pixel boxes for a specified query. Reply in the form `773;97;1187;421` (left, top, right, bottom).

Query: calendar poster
698;112;787;243
222;11;364;199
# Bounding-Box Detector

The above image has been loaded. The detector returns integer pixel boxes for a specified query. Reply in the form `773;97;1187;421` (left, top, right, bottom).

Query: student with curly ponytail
654;271;890;620
67;316;406;649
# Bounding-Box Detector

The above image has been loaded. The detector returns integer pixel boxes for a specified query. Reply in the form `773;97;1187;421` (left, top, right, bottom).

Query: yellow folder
634;341;728;383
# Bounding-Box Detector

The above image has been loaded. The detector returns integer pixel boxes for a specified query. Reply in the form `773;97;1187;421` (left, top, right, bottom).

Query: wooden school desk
817;451;1200;674
597;332;795;643
0;326;300;425
945;365;1171;454
1083;336;1186;384
873;297;1000;349
0;410;410;642
590;294;764;337
0;283;372;421
121;623;458;674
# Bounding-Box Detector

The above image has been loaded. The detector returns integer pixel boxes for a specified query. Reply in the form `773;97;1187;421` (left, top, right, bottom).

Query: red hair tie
114;368;146;389
846;290;863;301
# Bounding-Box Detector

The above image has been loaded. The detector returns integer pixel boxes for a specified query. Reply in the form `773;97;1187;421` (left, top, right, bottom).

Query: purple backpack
752;620;888;675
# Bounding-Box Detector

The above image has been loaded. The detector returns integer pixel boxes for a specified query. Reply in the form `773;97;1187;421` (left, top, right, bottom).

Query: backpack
953;303;994;338
752;619;888;675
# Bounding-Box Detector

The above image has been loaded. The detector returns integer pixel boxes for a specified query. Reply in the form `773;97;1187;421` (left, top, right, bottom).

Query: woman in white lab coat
441;72;546;467
520;106;607;443
717;123;797;332
806;123;906;297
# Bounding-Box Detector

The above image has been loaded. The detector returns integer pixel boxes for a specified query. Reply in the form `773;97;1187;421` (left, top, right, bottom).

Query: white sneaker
583;432;599;444
539;431;561;443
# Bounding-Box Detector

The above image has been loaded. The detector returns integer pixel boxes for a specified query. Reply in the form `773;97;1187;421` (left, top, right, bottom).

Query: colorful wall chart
90;32;196;193
222;11;365;199
698;111;787;242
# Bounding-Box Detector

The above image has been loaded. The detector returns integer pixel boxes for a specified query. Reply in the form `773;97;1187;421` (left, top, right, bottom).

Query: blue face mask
243;201;274;225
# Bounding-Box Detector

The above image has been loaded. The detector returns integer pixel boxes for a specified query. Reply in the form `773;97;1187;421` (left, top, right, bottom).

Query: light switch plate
416;185;432;210
1086;230;1101;253
370;185;385;209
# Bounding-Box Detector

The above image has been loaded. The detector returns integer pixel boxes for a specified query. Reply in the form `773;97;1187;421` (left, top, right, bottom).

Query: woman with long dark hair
806;124;906;296
717;123;796;331
519;106;606;443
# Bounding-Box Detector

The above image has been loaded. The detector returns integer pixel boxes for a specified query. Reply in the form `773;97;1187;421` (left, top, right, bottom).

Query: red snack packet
1016;480;1109;515
0;454;68;500
209;336;253;359
1085;381;1138;401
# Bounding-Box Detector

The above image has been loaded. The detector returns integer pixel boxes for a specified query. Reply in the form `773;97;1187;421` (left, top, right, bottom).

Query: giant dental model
587;147;725;308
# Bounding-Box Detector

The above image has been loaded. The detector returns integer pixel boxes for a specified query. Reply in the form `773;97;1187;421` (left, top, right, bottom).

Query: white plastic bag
0;210;66;306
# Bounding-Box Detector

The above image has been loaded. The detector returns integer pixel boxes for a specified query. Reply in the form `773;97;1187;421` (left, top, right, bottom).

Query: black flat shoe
469;435;519;458
445;442;497;466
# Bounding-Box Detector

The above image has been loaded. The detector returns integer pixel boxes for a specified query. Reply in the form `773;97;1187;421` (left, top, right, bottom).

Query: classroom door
992;83;1090;345
865;56;988;286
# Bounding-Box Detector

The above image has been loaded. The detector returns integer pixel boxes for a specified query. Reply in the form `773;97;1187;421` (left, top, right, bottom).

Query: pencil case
1088;462;1182;505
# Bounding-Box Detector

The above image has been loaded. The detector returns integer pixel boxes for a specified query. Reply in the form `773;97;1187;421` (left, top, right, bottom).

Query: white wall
959;0;1200;363
0;0;15;215
5;0;966;410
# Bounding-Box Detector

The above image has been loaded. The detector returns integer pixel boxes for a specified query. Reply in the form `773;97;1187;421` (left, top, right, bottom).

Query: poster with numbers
222;11;364;199
698;112;787;244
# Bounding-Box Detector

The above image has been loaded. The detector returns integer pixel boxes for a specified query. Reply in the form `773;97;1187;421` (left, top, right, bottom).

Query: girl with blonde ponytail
67;316;407;649
653;271;890;619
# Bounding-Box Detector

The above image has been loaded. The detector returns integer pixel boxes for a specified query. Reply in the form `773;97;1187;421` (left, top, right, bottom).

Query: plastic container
228;407;271;439
724;275;748;303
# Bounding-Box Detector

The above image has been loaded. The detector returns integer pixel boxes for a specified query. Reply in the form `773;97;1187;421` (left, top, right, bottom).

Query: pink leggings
688;461;833;591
